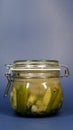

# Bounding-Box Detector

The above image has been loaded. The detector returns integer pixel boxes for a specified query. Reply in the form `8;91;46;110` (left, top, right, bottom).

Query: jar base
14;109;60;118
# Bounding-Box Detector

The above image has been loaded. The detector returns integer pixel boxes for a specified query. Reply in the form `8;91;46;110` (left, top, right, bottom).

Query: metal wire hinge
3;73;12;97
60;65;70;77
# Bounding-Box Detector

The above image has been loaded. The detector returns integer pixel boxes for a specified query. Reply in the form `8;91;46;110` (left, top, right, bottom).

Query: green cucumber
10;87;17;110
51;87;63;111
17;85;28;114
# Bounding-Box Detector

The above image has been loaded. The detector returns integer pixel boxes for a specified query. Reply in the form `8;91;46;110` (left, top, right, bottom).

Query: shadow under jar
4;60;69;117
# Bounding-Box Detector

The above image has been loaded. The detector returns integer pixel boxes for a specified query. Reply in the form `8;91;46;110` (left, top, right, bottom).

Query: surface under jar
4;60;69;117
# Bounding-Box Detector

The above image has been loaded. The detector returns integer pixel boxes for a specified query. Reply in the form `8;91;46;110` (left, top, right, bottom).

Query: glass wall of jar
4;60;69;117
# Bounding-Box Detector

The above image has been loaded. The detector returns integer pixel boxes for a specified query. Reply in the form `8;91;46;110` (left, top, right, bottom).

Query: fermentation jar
4;60;69;116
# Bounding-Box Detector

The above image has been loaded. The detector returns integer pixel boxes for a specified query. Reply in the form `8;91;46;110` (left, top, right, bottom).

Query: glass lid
6;60;60;71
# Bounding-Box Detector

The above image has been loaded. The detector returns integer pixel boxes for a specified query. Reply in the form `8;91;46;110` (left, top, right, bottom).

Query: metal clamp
60;65;70;77
3;73;12;97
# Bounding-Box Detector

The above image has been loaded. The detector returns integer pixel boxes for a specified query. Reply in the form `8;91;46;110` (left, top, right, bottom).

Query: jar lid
7;60;60;71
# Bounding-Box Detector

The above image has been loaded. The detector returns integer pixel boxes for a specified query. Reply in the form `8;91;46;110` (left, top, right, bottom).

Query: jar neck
12;70;60;79
8;60;60;79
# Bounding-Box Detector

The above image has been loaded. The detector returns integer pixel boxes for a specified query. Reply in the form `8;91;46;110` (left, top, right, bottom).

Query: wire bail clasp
60;65;70;77
3;73;12;97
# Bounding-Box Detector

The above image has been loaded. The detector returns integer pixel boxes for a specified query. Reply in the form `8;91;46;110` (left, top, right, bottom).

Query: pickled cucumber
30;87;52;113
27;95;37;108
51;86;63;111
10;87;17;110
46;87;59;113
30;86;63;114
16;85;28;114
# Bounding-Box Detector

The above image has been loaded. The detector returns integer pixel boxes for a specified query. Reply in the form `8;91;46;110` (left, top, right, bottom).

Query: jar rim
7;60;60;71
13;60;59;64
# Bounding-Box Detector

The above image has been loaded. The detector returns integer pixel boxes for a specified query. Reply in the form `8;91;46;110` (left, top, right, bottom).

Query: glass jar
4;60;69;116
